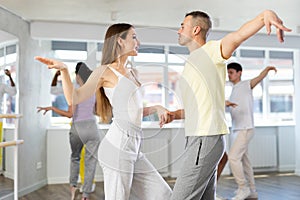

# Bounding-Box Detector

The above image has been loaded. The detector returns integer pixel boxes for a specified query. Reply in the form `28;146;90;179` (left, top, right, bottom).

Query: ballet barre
0;140;24;148
0;114;23;119
0;114;23;200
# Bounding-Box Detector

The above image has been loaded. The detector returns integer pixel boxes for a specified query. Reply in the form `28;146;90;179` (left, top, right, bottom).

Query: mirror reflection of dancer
160;10;290;200
0;69;17;172
50;70;69;116
37;62;100;200
1;69;16;112
36;23;172;200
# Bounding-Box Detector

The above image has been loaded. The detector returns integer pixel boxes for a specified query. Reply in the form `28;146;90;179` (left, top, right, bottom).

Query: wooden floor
216;172;300;200
1;172;300;199
0;174;13;197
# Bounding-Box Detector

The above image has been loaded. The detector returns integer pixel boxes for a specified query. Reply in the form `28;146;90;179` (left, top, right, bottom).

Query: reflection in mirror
0;30;18;198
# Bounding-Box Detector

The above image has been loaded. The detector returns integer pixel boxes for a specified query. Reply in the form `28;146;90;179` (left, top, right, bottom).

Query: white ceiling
0;0;299;36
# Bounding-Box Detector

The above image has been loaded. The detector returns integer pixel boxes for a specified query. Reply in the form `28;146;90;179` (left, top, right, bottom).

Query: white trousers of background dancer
99;120;172;200
228;129;256;191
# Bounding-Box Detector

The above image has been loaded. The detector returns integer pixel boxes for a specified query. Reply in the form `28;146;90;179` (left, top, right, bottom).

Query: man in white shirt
226;62;277;199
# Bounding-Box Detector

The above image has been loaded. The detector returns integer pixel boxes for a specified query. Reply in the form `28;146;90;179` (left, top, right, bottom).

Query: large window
97;44;187;122
132;45;186;115
48;40;297;124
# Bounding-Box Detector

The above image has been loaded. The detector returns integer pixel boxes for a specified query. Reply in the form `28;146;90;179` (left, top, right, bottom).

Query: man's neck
232;79;241;85
188;39;206;53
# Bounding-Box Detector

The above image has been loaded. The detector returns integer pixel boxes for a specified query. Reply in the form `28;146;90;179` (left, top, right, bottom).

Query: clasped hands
158;109;175;128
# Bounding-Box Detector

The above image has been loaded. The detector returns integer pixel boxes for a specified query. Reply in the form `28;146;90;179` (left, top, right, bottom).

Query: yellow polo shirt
180;40;229;136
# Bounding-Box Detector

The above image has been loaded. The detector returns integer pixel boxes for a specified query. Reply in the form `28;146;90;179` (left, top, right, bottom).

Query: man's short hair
227;62;243;72
185;11;211;40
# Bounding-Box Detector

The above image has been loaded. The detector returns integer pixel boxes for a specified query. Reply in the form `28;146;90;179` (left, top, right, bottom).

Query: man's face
177;16;195;46
227;68;241;83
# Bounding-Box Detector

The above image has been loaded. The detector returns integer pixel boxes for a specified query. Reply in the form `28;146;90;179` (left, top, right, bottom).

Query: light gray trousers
69;119;100;198
172;135;225;200
99;121;172;200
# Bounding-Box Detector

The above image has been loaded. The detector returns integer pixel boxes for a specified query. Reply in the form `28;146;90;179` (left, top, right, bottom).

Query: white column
294;50;300;175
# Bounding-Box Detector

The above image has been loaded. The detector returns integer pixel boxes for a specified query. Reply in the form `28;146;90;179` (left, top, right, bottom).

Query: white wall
0;7;52;199
44;125;295;184
45;126;185;183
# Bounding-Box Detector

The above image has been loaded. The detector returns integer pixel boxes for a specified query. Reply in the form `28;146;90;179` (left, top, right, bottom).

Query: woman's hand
155;106;176;128
159;111;175;128
35;56;68;71
37;106;52;115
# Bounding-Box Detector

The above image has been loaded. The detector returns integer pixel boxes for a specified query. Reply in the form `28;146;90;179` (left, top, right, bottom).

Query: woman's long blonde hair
95;23;134;123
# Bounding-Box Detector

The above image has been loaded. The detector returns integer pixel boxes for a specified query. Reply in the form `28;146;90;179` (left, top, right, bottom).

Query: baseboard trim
0;179;47;199
19;179;47;197
278;165;295;172
0;193;13;200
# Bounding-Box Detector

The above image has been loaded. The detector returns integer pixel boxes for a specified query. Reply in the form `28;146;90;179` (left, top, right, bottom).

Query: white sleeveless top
103;67;143;127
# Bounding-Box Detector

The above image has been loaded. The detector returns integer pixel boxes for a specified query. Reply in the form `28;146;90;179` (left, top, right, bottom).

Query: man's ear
238;70;242;77
193;26;201;35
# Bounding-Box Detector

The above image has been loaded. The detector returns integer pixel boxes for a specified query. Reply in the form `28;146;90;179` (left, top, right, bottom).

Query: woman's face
119;27;140;57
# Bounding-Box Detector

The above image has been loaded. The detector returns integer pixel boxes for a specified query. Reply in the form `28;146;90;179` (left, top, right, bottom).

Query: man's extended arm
221;10;291;59
250;66;277;89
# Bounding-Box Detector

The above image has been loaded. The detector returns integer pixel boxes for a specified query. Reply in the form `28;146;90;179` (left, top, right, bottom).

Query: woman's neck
111;57;128;72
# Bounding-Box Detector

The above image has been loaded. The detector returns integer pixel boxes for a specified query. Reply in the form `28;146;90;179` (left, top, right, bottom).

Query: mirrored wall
0;30;18;199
